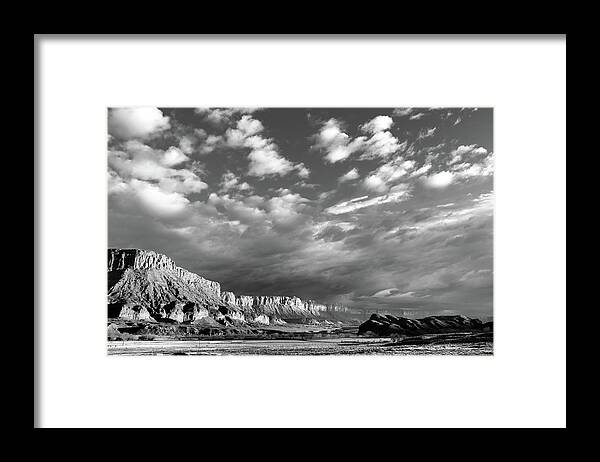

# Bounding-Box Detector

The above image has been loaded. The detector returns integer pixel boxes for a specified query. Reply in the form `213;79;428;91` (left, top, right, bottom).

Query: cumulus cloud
361;115;393;134
447;144;488;166
338;168;360;183
422;171;455;188
312;116;403;162
248;147;296;177
218;171;252;194
162;147;189;167
194;107;260;126
108;107;170;140
363;158;416;193
312;119;365;163
359;130;403;160
363;175;387;193
108;140;207;219
198;114;306;178
178;136;195;155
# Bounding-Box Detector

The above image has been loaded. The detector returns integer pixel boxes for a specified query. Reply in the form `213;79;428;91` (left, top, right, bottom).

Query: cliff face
107;248;351;325
219;291;346;321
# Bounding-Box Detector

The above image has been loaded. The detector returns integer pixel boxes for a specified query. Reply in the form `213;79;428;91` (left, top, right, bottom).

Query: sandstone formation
108;248;353;326
358;313;485;337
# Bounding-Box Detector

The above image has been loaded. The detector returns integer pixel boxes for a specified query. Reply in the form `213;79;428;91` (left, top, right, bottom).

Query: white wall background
37;36;566;428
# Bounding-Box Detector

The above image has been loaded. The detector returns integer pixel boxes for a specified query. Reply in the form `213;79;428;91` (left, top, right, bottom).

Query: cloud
422;171;455;188
236;115;264;137
409;163;432;178
295;163;311;178
325;185;412;215
363;175;387;193
312;119;365;163
312;116;403;162
417;127;437;140
451;153;494;178
363;159;416;192
447;144;488;166
218;171;252;194
359;130;403;160
111;178;190;219
370;288;421;299
248;147;296;177
392;108;414;117
194;107;260;126
197;114;306;178
361;115;393;134
108;140;208;219
108;107;170;140
225;116;265;147
162;147;189;167
178;136;195;155
338;168;360;183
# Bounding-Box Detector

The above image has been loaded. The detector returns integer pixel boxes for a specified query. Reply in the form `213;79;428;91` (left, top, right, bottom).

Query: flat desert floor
107;337;493;356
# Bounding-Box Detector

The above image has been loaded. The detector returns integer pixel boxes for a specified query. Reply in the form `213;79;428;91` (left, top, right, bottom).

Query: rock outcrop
108;248;353;325
358;313;486;336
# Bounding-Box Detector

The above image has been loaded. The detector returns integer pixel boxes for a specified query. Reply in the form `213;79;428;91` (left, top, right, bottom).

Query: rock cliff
108;248;352;325
358;313;485;336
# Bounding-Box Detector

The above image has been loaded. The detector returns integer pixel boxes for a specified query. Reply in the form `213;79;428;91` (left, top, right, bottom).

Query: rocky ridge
108;248;352;326
358;313;489;336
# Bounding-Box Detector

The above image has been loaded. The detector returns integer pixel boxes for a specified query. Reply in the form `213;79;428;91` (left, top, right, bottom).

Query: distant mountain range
358;312;493;336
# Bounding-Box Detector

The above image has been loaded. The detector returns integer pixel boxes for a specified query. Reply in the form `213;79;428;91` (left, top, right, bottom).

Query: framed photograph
35;34;566;428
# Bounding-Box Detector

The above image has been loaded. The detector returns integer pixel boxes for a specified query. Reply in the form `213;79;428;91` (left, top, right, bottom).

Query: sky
108;107;493;317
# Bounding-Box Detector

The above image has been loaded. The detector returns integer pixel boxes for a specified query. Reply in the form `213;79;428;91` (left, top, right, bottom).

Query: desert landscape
107;248;492;355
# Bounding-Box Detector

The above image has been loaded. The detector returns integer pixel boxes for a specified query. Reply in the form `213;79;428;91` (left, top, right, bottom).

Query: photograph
107;107;494;355
36;34;566;429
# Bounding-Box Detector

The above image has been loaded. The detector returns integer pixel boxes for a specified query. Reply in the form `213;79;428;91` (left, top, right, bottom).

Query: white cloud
361;115;393;134
363;175;387;193
452;152;494;178
108;107;170;140
325;186;412;215
409;163;432;178
371;288;418;299
422;171;455;188
338;168;360;183
219;171;253;193
417;127;437;140
126;179;190;218
395;192;493;235
362;158;416;192
236;115;264;137
248;147;295;177
225;116;266;148
313;116;403;162
447;144;489;166
178;136;195;155
392;108;414;117
295;163;311;178
162;147;189;167
313;119;365;163
108;141;208;217
194;107;260;126
358;129;402;160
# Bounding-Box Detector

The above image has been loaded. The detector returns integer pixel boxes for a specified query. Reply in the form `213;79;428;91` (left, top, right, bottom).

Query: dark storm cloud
108;107;494;317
